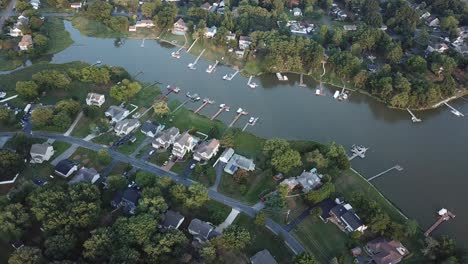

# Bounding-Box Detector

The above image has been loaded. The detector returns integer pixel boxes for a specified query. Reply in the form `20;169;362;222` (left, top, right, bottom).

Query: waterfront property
224;153;255;175
172;18;188;35
323;198;368;233
140;121;164;138
193;138;220;162
86;92;105;107
30;143;54;164
105;105;130;123
281;169;322;193
18;35;33;51
152;127;180;149
114;119;141;136
365;237;409;264
172;131;199;159
239;36;252;50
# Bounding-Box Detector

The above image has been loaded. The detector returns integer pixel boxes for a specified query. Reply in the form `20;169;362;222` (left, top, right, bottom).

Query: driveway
215;208;240;233
210;162;225;191
179;159;197;178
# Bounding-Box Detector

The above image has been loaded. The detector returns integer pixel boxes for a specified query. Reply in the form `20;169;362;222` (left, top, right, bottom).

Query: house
426;16;440;27
250;249;278;264
226;31;236;42
18;35;33;51
420;11;431;20
239;36;252;50
224;153;255;175
292;7;302;17
281;170;321;193
193;138;220;161
161;210;185;230
54;159;78;178
366;237;409;264
105;105;129;123
30;0;40;9
172;131;199;159
427;43;449;53
367;64;378;73
10;27;23;37
204;26;217;38
86;93;105;107
70;2;82;8
128;26;137;32
30;143;54;163
455;44;468;56
69;167;100;184
135;20;155;28
343;25;357;31
328;199;367;233
188;218;218;242
114;119;140;136
152;127;180;149
172;18;188;35
200;2;212;10
214;147;234;166
140;121;164;137
111;187;140;214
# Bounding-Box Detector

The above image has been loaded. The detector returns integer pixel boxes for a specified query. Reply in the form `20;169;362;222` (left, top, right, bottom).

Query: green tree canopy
110;79;142;102
16;81;39;99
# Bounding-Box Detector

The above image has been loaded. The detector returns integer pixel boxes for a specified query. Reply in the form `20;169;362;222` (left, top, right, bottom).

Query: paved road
1;131;305;254
0;0;17;30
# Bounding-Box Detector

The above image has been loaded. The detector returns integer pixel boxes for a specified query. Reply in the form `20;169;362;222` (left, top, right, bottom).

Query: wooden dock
444;102;464;117
206;60;219;73
407;108;422;122
242;117;259;131
194;98;214;114
229;109;248;127
424;209;456;237
186;38;199;53
223;70;239;81
211;105;229;120
367;165;403;182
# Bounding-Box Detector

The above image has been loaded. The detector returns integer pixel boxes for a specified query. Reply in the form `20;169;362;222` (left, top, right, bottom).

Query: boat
206;65;213;72
283;75;288;81
341;93;348;100
451;109;463;116
333;91;340;99
276;73;284;81
237;108;243;113
187;63;195;70
222;74;229;80
171;51;180;59
248;82;258;89
249;117;255;123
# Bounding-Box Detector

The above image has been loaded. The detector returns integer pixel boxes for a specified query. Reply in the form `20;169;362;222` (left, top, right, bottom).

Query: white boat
283;75;288;81
249;117;255;123
220;103;225;108
206;65;213;72
315;89;321;95
222;74;229;80
451;110;463;116
249;82;258;89
171;52;180;59
341;93;348;100
276;73;283;81
237;108;243;113
188;63;195;70
333;91;340;99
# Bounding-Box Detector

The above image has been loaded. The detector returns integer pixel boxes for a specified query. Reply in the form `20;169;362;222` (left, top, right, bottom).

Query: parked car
190;163;196;169
149;150;155;155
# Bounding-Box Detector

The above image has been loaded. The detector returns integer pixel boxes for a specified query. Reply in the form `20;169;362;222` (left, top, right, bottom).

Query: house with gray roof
328;199;367;233
152;127;180;149
172;131;199;159
111;187;140;215
105;105;130;123
250;249;278;264
188;218;219;242
224;153;255;175
69;167;100;185
281;169;322;193
140;121;164;137
30;143;54;164
114;119;140;136
194;139;220;161
366;237;409;264
161;210;185;230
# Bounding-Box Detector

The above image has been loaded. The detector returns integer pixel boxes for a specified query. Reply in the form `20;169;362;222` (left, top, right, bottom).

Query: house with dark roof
105;105;130;123
30;143;54;163
172;18;188;35
152;127;180;149
111;187;141;214
426;16;440;27
54;159;78;178
188;218;219;242
328;199;367;233
250;249;278;264
366;237;409;264
161;210;185;230
69;167;100;185
140;121;164;137
193;138;220;161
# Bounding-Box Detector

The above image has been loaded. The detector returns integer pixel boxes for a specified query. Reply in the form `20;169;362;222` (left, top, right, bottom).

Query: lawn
173;199;231;226
291;216;352;263
92;133;119;146
117;132;147;155
170;159;189;174
51;141;71;160
43;17;74;55
70;147;107;171
190;164;216;187
148;150;170;166
0;52;23;71
234;213;294;264
129;84;162;108
219;169;278;205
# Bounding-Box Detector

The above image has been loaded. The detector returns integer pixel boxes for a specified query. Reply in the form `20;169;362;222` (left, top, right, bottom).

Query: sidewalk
215;208;240;233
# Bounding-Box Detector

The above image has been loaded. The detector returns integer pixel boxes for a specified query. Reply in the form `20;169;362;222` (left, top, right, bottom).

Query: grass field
0;52;23;71
70;147;107;171
72;16;124;38
117;132;147;155
44;17;74;55
51;141;71;160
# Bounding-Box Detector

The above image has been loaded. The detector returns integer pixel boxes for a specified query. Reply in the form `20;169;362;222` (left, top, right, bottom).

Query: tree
16;81;39;99
0;150;24;181
142;2;157;17
406;56;427;74
138;195;168;216
153;101;170;116
33;34;48;51
200;244;216;262
306;182;335;203
440;16;459;37
220;131;235;148
78;66;111;84
86;1;112;22
170;184;188;202
83;105;100;119
305;149;328;169
326;142;350;170
405;219;419;237
52;112;72;129
0;106;11;123
263;138;290;157
212;225;250;251
254;212;266;226
0;203;30;241
8;246;43;264
5;133;34;158
109;79;142;101
233;169;248;184
154;4;178;30
29;16;44;30
265;193;285;209
310;207;322;218
106;175;127;191
135;171;156;188
97;149;112;165
82;228;112;262
44;234;77;260
271;149;302;173
32;70;71;90
143;229;188;258
185;183;209;208
31;107;53;127
293;253;319;264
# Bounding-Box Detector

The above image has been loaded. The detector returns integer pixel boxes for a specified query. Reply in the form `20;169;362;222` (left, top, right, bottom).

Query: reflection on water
48;21;468;244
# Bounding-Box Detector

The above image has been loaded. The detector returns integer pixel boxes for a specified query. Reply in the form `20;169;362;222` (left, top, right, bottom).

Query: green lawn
234;213;294;264
70;147;107;171
72;16;124;38
0;52;23;71
173;199;231;226
129;84;162;108
51;141;71;160
117;132;147;155
291;217;352;263
148;150;170;166
219;169;277;205
44;17;74;55
170;159;189;174
92;133;119;146
190;164;216;187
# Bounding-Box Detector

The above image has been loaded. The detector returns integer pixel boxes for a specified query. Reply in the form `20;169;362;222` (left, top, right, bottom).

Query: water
53;21;468;244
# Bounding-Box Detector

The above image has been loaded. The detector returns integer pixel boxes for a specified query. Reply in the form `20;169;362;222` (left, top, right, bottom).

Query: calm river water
52;21;468;244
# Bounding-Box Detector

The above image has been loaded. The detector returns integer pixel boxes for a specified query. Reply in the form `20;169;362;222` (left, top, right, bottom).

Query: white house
204;26;217;38
224;153;255;175
193;139;220;161
239;36;252;50
427;43;449;53
135;20;155;28
10;27;23;37
30;144;54;163
105;105;129;123
86;93;105;107
152;127;180;149
70;2;82;9
30;0;40;9
114;119;140;136
172;131;199;159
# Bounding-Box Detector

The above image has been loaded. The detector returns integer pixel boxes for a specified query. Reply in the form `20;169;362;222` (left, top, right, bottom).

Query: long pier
424;209;456;237
229;108;248;127
299;74;306;87
188;49;206;70
186;38;199;53
211;104;230;120
444;102;464;117
206;60;219;73
407;108;422;122
367;165;403;182
223;70;239;81
194;98;214;114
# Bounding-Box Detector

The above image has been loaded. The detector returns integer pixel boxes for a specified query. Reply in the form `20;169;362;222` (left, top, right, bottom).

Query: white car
190;164;196;169
163;161;168;166
149;150;155;155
